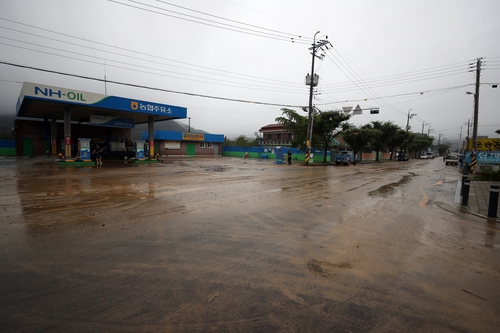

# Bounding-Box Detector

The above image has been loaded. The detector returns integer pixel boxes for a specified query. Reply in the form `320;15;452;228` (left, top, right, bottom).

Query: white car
420;154;430;159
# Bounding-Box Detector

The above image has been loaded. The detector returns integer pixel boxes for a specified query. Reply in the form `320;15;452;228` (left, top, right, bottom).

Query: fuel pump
79;138;91;161
135;140;145;160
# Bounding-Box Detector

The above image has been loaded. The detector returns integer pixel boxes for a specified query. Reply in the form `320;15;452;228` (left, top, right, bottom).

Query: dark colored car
397;153;409;161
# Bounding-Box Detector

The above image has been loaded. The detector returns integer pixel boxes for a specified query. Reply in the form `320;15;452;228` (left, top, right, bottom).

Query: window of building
199;142;205;148
207;142;213;148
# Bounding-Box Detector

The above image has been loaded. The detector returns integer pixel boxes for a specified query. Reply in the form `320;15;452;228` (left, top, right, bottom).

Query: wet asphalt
1;156;499;332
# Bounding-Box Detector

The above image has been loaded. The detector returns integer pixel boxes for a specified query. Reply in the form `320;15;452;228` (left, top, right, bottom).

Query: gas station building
14;82;223;161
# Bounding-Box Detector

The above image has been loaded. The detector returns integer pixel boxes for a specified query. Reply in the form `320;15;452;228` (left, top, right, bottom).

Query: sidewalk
455;180;500;221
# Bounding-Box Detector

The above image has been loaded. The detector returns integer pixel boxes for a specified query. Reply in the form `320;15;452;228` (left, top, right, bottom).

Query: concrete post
461;171;468;195
63;109;72;160
461;180;470;206
487;185;499;218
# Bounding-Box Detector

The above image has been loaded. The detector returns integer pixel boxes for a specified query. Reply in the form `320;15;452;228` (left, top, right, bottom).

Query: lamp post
188;117;191;132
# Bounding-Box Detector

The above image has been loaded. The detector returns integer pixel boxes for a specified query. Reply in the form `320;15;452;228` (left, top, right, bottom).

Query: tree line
276;108;438;162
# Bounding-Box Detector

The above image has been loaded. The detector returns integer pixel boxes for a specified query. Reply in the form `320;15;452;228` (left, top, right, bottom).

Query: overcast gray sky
1;0;499;142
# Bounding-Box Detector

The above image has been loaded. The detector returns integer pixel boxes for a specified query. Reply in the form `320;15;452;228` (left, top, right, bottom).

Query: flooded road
1;157;499;332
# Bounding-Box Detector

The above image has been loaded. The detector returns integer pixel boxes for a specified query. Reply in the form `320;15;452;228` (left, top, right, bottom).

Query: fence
222;146;393;163
0;140;15;156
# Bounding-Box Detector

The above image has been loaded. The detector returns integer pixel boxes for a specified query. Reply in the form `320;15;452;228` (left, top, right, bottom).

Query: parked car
397;153;409;161
445;155;459;166
420;153;430;159
334;151;360;165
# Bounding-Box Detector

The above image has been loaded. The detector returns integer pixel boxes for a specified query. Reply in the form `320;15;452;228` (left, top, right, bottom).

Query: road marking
419;181;443;208
419;186;428;208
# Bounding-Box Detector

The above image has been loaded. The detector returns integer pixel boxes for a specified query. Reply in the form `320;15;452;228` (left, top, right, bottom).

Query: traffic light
370;108;379;114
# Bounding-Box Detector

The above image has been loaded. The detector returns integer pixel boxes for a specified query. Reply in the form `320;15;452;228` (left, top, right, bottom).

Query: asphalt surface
1;156;499;332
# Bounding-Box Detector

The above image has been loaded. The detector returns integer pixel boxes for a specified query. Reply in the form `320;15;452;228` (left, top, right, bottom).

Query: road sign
353;105;362;115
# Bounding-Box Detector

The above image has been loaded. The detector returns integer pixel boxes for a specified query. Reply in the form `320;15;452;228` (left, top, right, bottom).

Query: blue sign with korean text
91;115;134;128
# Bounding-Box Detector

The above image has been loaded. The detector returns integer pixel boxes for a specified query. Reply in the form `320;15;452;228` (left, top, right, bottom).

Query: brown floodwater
1;156;499;332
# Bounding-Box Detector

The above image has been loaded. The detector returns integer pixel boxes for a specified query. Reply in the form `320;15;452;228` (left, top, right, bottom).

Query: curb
454;180;500;223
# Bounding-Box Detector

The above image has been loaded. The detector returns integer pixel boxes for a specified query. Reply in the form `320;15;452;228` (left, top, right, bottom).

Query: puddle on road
369;173;415;197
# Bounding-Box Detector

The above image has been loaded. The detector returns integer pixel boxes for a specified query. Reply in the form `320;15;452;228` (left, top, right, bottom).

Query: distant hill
131;120;208;141
0;115;16;133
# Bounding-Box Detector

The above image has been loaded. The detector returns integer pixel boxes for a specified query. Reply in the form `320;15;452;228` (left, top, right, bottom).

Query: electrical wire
0;61;304;108
0;17;305;88
0;38;306;95
156;0;313;42
108;0;311;45
324;48;405;116
320;62;468;92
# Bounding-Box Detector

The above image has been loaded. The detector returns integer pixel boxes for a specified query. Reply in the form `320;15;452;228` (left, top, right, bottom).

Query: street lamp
188;117;191;132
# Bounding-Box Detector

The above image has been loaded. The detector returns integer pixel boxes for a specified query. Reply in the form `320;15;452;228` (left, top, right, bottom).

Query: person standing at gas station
287;150;292;165
93;144;103;165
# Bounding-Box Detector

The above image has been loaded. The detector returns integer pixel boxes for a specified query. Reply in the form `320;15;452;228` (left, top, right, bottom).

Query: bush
471;169;500;181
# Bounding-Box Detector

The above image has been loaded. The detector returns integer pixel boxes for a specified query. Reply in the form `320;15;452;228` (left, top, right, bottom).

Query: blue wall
0;139;16;156
0;140;15;148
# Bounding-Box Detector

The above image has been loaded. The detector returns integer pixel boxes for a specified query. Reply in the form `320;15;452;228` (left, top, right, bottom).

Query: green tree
437;144;450;156
223;136;234;146
275;108;307;148
408;135;434;157
361;121;385;161
363;121;404;161
0;131;14;140
223;136;255;148
313;111;351;162
398;130;413;154
235;135;252;148
342;127;377;162
385;125;407;160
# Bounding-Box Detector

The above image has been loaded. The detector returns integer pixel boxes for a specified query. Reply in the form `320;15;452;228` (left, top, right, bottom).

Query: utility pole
406;109;416;131
421;121;429;135
471;58;482;153
458;125;463;155
305;31;331;165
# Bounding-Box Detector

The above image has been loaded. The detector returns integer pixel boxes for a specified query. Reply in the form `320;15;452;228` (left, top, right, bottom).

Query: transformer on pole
305;31;331;165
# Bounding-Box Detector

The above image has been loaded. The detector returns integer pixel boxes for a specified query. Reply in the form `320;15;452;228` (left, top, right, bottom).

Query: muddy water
1;157;499;332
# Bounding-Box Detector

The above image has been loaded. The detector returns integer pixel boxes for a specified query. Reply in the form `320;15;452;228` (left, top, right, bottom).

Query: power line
0;61;304;108
317;84;473;106
320;63;468;92
0;17;304;88
0;38;306;95
156;0;313;42
108;0;310;45
324;48;405;116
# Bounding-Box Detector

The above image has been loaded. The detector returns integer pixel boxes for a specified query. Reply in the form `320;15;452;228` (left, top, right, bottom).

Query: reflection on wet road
1;157;499;332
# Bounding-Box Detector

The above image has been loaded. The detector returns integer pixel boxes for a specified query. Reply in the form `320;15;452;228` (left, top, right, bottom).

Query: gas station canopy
16;82;187;125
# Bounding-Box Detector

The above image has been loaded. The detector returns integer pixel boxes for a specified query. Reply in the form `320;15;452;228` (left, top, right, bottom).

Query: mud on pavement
1;157;499;332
